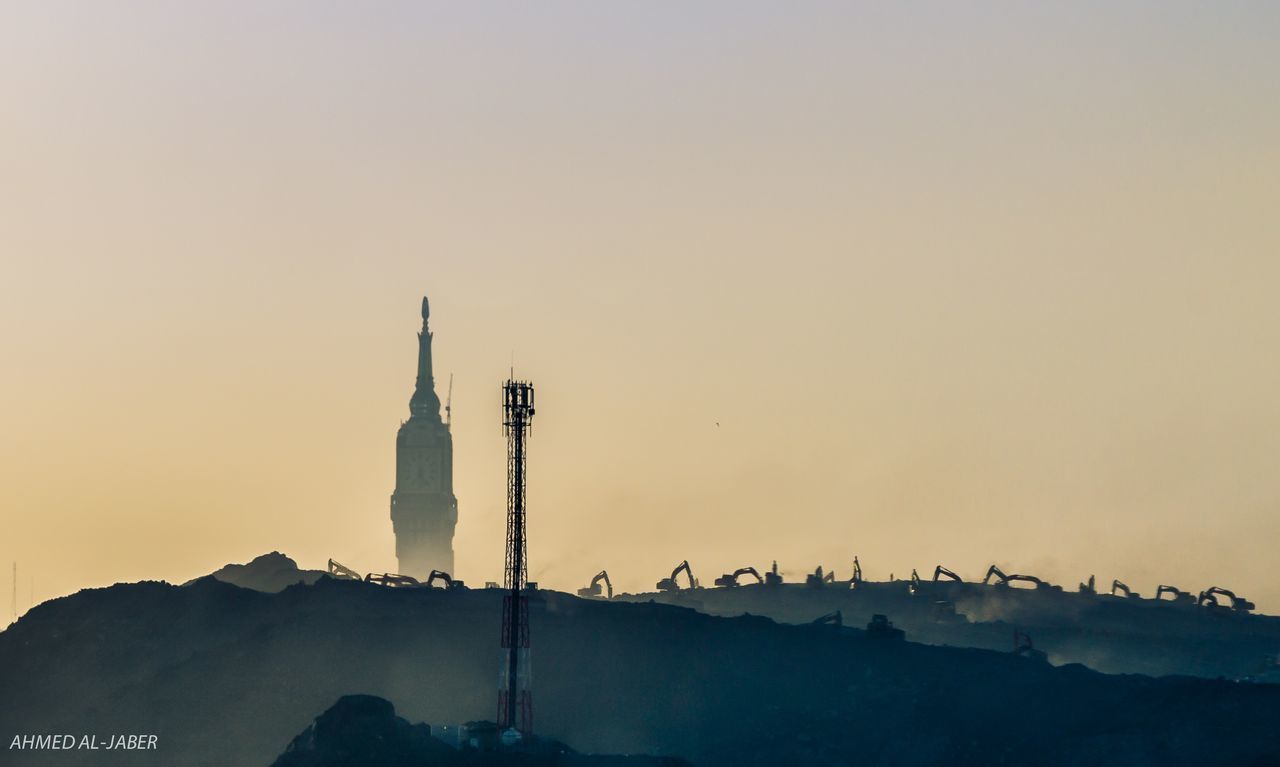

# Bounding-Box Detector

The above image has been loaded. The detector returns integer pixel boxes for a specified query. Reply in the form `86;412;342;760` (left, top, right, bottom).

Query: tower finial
409;295;442;419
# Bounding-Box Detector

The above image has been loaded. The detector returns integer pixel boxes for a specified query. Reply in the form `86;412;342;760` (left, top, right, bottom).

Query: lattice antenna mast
499;380;535;734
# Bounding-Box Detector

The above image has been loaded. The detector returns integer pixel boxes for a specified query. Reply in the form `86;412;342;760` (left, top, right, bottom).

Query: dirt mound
188;551;326;593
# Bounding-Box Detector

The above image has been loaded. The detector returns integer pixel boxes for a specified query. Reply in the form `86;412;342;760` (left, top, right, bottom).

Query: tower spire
409;296;442;419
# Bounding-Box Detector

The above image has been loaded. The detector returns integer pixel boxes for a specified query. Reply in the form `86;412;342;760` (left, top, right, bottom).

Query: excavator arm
657;560;697;591
426;570;463;589
983;565;1009;586
932;565;962;583
327;559;363;581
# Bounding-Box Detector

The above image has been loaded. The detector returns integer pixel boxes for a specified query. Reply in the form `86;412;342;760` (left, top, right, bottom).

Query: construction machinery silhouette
805;566;836;587
1198;587;1255;614
1013;629;1048;662
983;565;1010;586
1155;584;1195;605
426;570;465;590
982;566;1061;591
851;557;863;585
327;559;363;581
1111;580;1141;599
933;565;962;583
866;614;905;641
657;560;698;592
764;561;783;586
714;567;763;587
577;570;613;599
1078;575;1096;594
811;611;843;627
364;573;420;588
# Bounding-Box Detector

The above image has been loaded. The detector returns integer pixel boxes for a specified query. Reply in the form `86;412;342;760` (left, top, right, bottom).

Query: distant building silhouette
390;296;457;578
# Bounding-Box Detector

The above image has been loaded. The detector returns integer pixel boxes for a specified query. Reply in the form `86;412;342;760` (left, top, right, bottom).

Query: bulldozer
866;614;905;641
364;572;420;588
764;560;783;586
425;570;465;590
577;570;613;599
1154;584;1195;606
327;559;363;581
656;560;698;592
714;567;763;587
1110;580;1142;599
1198;586;1255;614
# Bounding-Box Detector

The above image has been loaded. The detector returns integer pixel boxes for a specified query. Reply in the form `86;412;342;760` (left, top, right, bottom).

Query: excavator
364;572;420;588
805;566;836;587
1197;586;1255;614
764;561;783;586
656;560;698;592
1005;574;1062;592
1110;580;1141;599
577;570;613;599
1078;575;1096;595
425;570;465;590
811;611;843;627
908;569;922;595
327;559;363;581
1154;584;1195;606
714;567;764;587
982;565;1062;591
933;565;962;583
982;565;1010;586
851;556;863;586
1013;629;1048;662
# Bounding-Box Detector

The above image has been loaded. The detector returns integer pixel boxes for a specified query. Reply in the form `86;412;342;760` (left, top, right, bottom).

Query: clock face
404;450;440;488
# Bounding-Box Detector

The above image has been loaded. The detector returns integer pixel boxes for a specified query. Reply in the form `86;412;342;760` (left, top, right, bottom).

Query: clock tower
390;296;458;578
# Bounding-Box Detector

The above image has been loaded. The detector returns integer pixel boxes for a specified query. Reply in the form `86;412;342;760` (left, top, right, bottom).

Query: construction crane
1154;584;1195;605
933;565;962;583
327;559;363;581
1110;580;1141;599
445;373;454;430
364;572;420;588
764;560;783;586
577;570;613;599
657;560;697;592
1078;575;1096;594
1197;586;1255;613
714;567;763;587
426;570;465;590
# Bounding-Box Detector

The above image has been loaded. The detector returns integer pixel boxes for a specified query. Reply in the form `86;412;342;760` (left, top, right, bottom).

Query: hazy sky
3;3;1278;618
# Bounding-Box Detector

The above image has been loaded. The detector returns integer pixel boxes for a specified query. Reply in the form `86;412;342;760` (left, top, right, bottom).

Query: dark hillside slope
1;577;1277;767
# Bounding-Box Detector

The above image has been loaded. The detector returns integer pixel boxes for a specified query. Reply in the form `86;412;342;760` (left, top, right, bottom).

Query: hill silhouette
1;572;1278;766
